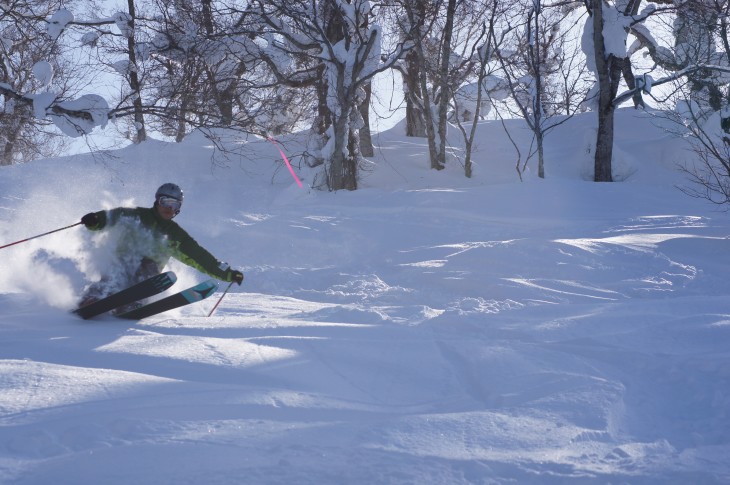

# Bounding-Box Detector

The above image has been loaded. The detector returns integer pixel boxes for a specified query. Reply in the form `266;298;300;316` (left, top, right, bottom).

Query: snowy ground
1;109;729;484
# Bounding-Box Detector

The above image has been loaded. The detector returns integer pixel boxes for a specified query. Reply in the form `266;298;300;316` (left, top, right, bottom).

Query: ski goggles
158;196;182;211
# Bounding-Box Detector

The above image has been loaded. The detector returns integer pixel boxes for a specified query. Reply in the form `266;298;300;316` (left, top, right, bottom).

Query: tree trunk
418;53;442;170
529;5;545;178
205;61;247;127
435;0;458;169
0;117;21;165
175;102;187;143
591;0;614;182
1;136;15;166
217;87;235;126
404;51;427;137
322;0;357;190
594;52;625;182
201;0;214;35
359;81;374;157
402;0;428;138
127;0;146;143
328;109;358;190
408;5;441;170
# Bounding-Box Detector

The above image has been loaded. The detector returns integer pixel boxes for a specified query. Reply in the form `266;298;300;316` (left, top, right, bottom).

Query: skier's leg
111;258;162;315
78;257;159;309
78;275;114;307
133;257;161;283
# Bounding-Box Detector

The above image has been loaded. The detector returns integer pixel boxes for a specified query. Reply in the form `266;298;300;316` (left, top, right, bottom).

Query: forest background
2;0;730;201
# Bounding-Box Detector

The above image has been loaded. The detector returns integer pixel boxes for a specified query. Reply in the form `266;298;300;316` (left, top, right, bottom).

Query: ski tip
72;306;99;320
193;280;218;299
166;271;177;283
71;308;89;319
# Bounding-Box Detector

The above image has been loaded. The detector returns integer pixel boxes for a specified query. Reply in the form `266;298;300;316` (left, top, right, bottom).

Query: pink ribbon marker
268;137;303;188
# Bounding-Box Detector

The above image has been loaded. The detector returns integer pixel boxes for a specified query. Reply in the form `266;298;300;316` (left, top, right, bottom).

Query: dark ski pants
79;257;161;307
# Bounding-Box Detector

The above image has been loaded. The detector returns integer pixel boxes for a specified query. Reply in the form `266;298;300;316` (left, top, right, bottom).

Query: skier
78;183;244;308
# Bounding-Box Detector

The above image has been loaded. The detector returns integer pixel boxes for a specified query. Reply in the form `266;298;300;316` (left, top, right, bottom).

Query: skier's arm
81;210;107;231
81;208;137;231
167;228;238;282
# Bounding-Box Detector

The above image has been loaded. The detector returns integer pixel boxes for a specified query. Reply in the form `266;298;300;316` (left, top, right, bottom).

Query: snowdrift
0;109;728;484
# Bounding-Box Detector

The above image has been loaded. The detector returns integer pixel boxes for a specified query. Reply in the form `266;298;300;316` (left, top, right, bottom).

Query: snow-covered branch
614;64;730;106
0;82;110;137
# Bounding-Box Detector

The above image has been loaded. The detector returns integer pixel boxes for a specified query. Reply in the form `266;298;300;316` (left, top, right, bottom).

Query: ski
74;271;177;320
115;279;219;320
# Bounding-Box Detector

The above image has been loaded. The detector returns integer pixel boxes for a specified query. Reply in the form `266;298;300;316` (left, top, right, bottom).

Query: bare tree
75;1;151;143
52;1;156;143
401;12;428;137
387;0;434;138
585;0;730;190
252;0;408;190
401;0;441;169
143;0;254;140
675;105;730;205
0;0;77;164
402;0;467;171
434;0;458;170
631;1;724;117
582;0;657;182
124;0;146;142
488;1;587;179
637;1;730;206
450;1;502;178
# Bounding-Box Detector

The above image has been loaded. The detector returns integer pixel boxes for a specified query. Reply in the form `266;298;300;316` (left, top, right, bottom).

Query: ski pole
208;281;234;317
0;222;83;251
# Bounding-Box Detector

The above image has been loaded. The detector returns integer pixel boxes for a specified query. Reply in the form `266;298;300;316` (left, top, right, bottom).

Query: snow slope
1;108;729;484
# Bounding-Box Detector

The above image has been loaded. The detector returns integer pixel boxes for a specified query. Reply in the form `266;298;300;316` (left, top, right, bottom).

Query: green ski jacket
85;206;234;282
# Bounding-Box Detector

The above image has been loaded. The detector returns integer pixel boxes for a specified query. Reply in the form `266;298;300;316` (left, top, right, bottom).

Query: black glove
230;270;244;285
81;212;100;228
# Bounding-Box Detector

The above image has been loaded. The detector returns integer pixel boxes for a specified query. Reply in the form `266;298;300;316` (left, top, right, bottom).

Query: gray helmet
155;183;183;202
